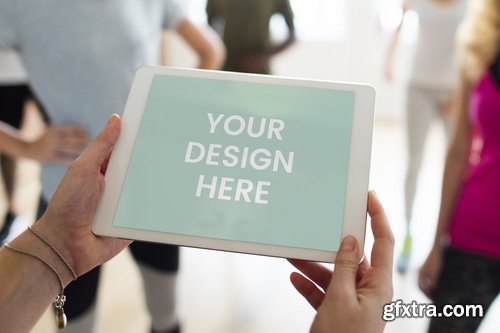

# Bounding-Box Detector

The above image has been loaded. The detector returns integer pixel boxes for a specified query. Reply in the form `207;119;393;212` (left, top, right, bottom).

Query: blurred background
1;0;498;332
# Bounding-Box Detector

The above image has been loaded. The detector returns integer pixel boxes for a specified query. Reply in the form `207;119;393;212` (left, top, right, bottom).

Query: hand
418;245;443;300
32;114;131;277
26;125;89;163
289;191;394;333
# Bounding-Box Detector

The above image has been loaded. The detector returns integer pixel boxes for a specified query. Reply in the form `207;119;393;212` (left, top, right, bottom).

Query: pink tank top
449;71;500;258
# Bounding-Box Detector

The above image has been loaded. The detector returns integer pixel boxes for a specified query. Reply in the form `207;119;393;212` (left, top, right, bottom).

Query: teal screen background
113;75;355;252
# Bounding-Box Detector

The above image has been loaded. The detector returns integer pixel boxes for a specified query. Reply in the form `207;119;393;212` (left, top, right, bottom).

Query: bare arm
384;0;410;82
175;18;225;70
419;71;473;299
0;115;130;332
433;75;473;245
0;121;88;163
0;121;31;158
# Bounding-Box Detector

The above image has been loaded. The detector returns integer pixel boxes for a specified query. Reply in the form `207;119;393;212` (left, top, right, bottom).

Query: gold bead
56;308;67;329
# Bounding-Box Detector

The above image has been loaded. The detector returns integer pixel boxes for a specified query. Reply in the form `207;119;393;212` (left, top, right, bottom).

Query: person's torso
449;61;500;258
1;0;182;197
219;0;283;54
409;0;466;88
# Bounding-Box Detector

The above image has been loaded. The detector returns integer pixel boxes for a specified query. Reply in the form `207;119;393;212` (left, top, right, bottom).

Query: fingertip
367;190;381;214
290;271;301;283
106;114;121;132
101;114;121;143
109;113;121;123
340;235;357;252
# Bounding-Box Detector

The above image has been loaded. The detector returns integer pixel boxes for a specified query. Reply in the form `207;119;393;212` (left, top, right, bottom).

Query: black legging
428;246;500;333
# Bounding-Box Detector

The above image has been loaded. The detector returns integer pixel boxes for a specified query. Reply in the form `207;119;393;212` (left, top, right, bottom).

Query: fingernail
341;236;356;252
369;190;378;199
108;114;119;124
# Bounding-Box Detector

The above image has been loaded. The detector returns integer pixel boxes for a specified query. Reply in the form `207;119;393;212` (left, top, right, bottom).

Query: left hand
289;191;394;333
32;114;132;277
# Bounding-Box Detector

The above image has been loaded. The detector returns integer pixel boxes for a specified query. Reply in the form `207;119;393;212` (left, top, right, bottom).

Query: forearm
0;229;74;333
433;74;473;248
176;19;225;70
0;122;30;158
433;150;468;247
197;41;225;70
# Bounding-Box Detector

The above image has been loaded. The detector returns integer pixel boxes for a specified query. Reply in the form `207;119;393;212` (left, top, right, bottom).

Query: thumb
79;114;121;167
328;236;360;298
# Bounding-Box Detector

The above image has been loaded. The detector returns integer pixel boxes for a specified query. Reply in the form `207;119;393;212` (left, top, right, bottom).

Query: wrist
432;235;449;251
29;220;78;285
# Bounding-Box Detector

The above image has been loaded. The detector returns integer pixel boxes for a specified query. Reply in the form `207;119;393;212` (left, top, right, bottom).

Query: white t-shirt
0;0;184;197
0;50;27;84
409;0;466;89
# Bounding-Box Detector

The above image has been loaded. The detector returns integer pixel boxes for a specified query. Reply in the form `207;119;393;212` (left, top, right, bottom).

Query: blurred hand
418;245;443;300
289;191;394;333
26;125;89;163
32;115;131;277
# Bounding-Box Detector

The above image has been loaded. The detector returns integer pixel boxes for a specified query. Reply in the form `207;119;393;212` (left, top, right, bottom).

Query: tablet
92;66;375;262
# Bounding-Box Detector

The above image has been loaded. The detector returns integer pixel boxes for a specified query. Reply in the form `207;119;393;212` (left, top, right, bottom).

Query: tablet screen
112;74;355;252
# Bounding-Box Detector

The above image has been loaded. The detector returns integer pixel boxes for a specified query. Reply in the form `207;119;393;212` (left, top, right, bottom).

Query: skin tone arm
0;115;131;333
418;71;473;299
289;191;395;333
384;0;410;82
175;18;225;70
0;120;88;163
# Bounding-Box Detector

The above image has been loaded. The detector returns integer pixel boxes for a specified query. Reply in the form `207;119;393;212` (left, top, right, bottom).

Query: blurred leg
428;247;500;333
404;84;435;225
397;84;436;273
130;242;180;333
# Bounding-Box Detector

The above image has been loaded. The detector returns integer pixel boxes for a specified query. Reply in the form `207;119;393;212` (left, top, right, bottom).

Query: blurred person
384;0;466;273
0;1;224;332
0;50;53;244
207;0;296;74
419;0;500;331
0;116;394;333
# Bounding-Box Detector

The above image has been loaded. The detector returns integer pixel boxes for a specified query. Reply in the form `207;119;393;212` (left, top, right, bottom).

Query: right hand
418;245;443;300
26;125;89;163
289;191;395;333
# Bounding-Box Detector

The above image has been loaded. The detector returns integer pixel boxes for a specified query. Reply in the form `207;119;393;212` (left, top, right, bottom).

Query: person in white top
0;50;50;244
384;0;466;274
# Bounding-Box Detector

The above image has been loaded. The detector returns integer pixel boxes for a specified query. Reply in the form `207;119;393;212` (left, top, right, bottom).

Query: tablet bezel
92;66;375;263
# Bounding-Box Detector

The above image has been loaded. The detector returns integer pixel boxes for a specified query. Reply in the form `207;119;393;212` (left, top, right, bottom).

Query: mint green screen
113;75;355;252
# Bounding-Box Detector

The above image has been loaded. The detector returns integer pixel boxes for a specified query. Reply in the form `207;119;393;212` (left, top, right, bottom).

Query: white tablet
92;66;375;262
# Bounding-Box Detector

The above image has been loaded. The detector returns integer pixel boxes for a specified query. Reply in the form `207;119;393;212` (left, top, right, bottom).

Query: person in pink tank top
419;0;500;331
